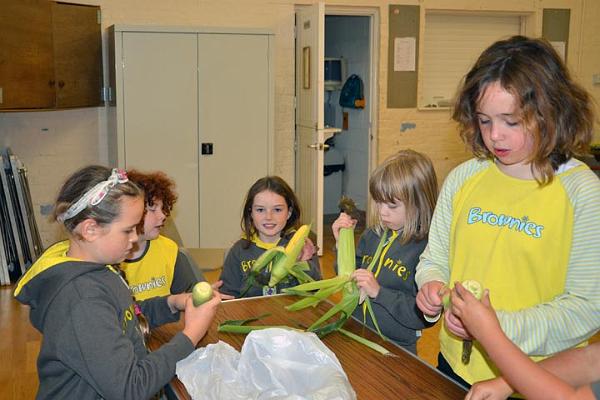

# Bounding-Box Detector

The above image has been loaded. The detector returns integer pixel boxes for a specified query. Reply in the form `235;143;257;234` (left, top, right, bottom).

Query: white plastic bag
176;328;356;400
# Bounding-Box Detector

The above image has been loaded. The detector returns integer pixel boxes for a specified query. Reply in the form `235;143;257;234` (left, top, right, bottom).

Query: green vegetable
282;219;389;354
240;224;314;296
192;281;213;306
441;279;483;310
450;279;483;365
461;279;483;300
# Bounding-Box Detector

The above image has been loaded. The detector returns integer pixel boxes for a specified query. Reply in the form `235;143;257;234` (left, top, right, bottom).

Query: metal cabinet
108;25;274;249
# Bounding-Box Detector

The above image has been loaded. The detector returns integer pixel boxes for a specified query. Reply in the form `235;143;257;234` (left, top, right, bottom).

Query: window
420;12;525;109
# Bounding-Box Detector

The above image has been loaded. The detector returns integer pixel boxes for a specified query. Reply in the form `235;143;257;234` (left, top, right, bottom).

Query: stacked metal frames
0;149;43;285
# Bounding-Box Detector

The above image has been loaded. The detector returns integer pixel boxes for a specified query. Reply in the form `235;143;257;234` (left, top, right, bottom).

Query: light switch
593;74;600;85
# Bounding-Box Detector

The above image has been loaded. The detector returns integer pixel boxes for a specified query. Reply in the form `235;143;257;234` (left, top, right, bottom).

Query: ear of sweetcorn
282;223;390;354
439;279;484;365
221;213;392;355
240;224;314;297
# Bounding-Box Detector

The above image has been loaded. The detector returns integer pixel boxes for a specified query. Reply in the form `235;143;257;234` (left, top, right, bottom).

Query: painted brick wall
1;0;597;246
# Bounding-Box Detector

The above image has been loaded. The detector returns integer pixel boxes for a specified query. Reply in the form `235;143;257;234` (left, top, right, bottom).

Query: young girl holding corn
415;36;600;390
332;149;438;354
14;166;221;400
219;176;322;298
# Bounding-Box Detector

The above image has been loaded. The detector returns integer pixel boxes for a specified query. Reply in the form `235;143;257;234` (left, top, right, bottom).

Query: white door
121;32;200;247
295;3;326;255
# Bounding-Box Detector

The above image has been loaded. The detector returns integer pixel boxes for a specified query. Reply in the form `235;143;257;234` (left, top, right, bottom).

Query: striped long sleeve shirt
416;158;600;384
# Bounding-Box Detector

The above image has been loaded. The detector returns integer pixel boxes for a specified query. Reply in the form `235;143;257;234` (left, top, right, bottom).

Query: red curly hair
127;169;178;216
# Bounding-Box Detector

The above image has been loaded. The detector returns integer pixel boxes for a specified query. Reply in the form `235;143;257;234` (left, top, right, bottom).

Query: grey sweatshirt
14;241;195;400
350;229;430;353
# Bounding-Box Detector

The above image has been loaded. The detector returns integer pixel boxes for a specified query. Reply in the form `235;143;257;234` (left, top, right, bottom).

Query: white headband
57;168;129;223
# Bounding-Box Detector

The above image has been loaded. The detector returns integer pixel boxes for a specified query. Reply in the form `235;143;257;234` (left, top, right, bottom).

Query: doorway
323;14;372;232
294;5;378;254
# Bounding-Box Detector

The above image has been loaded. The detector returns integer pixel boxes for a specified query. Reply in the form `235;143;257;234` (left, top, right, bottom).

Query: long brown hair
453;35;595;185
240;176;301;247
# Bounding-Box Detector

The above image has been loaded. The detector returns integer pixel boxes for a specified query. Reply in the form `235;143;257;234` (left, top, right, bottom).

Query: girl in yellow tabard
121;170;231;301
415;36;600;395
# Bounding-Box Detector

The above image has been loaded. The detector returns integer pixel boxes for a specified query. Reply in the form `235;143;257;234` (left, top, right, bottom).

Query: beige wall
1;0;598;246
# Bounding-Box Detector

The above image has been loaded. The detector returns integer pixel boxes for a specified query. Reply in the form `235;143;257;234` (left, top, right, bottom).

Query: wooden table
149;295;467;399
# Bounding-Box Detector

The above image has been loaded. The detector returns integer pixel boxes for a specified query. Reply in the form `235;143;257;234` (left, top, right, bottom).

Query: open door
296;3;340;256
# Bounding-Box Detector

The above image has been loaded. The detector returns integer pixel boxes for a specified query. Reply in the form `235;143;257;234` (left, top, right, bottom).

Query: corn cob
239;224;314;296
220;199;391;355
460;280;482;364
282;211;390;353
192;281;213;306
440;279;483;365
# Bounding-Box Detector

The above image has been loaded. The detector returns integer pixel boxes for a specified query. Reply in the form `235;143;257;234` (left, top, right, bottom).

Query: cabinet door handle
49;80;56;87
58;80;65;88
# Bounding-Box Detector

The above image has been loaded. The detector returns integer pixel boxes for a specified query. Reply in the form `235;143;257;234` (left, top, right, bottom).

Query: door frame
293;5;380;240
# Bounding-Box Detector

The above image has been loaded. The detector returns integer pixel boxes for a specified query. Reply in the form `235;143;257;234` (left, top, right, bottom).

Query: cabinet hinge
101;87;112;102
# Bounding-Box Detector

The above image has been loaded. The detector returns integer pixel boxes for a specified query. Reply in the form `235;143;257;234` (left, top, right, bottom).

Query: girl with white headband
14;165;221;400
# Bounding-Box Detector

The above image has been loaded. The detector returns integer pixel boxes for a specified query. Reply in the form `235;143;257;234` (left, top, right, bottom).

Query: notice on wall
393;37;416;72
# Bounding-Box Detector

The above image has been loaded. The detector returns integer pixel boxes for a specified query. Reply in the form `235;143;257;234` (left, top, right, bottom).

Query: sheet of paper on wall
550;41;566;61
394;37;416;72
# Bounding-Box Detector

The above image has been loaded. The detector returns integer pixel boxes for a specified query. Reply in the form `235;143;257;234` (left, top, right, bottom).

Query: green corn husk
338;328;391;356
337;227;356;276
217;314;302;334
240;224;313;297
360;229;389;339
281;213;389;351
218;324;302;334
224;200;393;355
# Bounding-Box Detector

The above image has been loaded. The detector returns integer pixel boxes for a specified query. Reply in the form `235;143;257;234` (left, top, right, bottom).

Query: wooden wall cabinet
0;1;103;110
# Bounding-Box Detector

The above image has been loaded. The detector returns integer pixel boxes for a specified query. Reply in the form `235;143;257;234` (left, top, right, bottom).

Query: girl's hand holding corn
211;280;235;300
332;212;357;241
182;292;221;345
451;282;498;342
445;305;470;339
416;280;445;318
298;237;317;261
352;269;380;298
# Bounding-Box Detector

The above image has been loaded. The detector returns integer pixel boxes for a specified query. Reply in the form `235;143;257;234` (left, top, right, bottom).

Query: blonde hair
369;150;438;244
